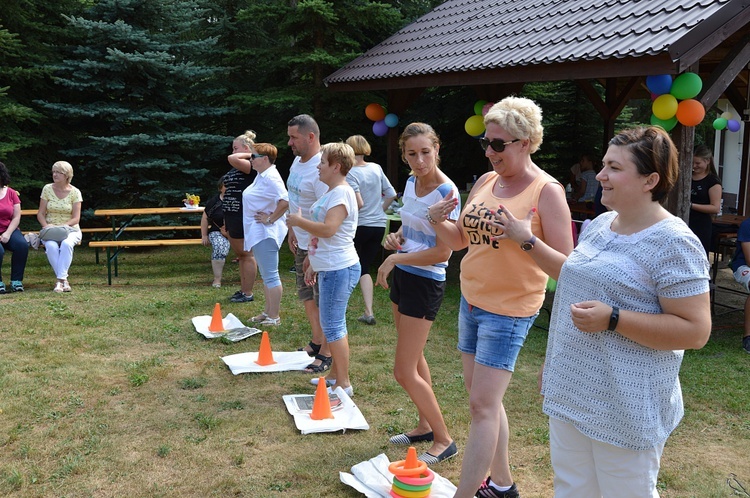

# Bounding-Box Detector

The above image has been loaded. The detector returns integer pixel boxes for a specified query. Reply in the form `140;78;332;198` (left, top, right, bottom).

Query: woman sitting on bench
37;161;83;293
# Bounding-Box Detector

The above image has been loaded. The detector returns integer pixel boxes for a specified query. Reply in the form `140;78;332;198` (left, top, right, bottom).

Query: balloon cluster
712;111;742;133
647;73;705;131
464;100;495;137
365;103;399;137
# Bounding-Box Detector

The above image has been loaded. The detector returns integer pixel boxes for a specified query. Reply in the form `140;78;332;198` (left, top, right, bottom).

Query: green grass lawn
0;245;748;497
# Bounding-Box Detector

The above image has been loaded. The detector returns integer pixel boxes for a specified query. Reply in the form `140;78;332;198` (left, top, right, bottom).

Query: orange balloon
675;99;705;127
365;103;386;121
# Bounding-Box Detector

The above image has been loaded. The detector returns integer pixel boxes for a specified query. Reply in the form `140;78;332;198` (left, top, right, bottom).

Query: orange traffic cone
404;446;420;471
310;376;334;420
208;303;224;332
254;331;277;366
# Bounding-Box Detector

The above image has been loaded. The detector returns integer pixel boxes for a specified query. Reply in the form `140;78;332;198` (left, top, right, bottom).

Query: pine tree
36;0;232;208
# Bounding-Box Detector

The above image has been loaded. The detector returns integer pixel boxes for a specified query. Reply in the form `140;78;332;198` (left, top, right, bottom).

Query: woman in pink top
0;162;28;293
428;97;573;498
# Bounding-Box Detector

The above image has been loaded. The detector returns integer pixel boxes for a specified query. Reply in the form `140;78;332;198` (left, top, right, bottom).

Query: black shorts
223;212;243;239
389;266;445;321
354;225;385;276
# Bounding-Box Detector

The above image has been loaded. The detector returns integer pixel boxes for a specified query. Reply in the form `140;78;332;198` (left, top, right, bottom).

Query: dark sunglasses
251;153;266;160
479;137;520;153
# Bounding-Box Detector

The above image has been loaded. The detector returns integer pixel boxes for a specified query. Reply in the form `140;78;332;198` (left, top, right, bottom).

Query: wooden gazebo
324;0;750;218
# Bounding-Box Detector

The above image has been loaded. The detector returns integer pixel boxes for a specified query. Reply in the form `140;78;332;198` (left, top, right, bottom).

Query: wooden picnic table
91;206;205;284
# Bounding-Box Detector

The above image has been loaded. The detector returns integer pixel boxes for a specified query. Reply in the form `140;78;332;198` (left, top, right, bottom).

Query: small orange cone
208;303;224;332
310;376;334;420
254;331;277;366
404;446;420;471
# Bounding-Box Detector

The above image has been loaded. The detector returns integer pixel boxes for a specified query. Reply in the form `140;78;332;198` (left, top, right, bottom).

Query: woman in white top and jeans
241;143;289;326
287;142;360;397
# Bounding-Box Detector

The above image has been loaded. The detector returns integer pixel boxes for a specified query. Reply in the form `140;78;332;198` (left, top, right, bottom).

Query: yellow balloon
652;94;678;120
464;115;485;136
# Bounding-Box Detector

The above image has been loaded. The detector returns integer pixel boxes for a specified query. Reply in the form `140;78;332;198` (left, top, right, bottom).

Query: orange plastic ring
394;468;435;486
388;458;428;477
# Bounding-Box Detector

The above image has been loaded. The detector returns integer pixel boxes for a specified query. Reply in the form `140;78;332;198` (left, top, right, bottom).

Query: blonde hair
345;135;372;156
321;143;355;176
484;96;544;154
398;122;441;167
52;161;74;182
234;130;257;149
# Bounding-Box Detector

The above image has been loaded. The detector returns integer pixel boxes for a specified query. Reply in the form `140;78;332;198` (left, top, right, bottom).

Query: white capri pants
549;417;664;498
43;230;82;280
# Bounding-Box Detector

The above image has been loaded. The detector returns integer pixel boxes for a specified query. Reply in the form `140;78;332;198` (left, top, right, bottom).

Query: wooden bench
89;238;203;285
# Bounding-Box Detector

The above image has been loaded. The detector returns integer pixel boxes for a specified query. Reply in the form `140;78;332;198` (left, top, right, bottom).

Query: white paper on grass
339;453;457;497
192;313;261;340
282;386;369;434
222;350;312;374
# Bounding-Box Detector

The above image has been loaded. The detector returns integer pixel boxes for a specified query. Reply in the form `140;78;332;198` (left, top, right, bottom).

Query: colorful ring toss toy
388;458;427;477
389;447;434;497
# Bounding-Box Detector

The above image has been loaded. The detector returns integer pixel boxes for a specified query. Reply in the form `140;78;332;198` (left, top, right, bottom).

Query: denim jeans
457;295;537;371
252;237;281;289
318;263;360;343
0;228;29;282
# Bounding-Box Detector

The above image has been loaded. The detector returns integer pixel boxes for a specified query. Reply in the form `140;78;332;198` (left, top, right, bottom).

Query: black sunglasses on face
251;153;266;160
479;137;520;153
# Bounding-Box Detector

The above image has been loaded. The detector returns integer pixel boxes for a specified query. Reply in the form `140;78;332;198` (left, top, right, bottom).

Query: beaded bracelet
425;211;438;225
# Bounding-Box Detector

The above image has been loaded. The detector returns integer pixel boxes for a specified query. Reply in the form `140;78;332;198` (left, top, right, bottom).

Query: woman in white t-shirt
287;143;360;397
345;135;397;325
241;143;289;326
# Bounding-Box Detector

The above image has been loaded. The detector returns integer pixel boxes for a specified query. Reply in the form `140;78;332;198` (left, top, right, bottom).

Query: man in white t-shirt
286;114;331;373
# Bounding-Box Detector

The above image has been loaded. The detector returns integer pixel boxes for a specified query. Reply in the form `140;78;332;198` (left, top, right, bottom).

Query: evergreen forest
1;0;708;217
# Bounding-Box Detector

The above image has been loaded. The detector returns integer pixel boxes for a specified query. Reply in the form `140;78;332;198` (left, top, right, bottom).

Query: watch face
521;242;533;251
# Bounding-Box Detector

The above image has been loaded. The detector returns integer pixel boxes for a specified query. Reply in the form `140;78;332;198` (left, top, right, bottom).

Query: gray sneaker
742;336;750;354
229;292;254;303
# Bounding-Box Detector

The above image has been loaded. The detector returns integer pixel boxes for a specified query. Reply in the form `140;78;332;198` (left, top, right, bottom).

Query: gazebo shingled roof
324;0;750;216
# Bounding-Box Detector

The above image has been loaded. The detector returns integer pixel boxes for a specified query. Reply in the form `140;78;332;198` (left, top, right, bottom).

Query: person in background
428;97;573;497
37;161;83;293
376;122;460;465
573;153;598;202
242;143;289;327
0;162;28;293
225;130;259;303
287;142;360;397
287;114;331;373
729;217;750;353
539;126;710;496
201;176;230;288
689;144;722;256
345;134;397;325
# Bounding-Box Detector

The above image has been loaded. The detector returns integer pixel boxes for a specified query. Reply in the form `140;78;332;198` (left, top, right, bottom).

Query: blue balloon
384;113;399;128
646;74;673;96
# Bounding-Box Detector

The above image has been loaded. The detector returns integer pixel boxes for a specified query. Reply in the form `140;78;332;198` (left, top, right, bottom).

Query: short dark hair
608;126;677;202
288;114;320;138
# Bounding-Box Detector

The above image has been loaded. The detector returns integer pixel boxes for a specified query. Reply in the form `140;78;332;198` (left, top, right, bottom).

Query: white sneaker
53;281;64;293
310;377;336;387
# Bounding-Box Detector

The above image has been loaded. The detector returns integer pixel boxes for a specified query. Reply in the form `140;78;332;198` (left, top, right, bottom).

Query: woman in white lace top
540;126;711;497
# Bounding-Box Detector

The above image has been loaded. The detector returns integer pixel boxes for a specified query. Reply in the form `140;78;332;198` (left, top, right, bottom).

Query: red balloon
675;99;705;127
365;103;386;121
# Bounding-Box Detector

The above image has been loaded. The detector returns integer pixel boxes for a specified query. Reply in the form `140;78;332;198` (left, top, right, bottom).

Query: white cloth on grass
340;453;457;497
222;350;312;374
282;386;369;434
191;313;260;339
